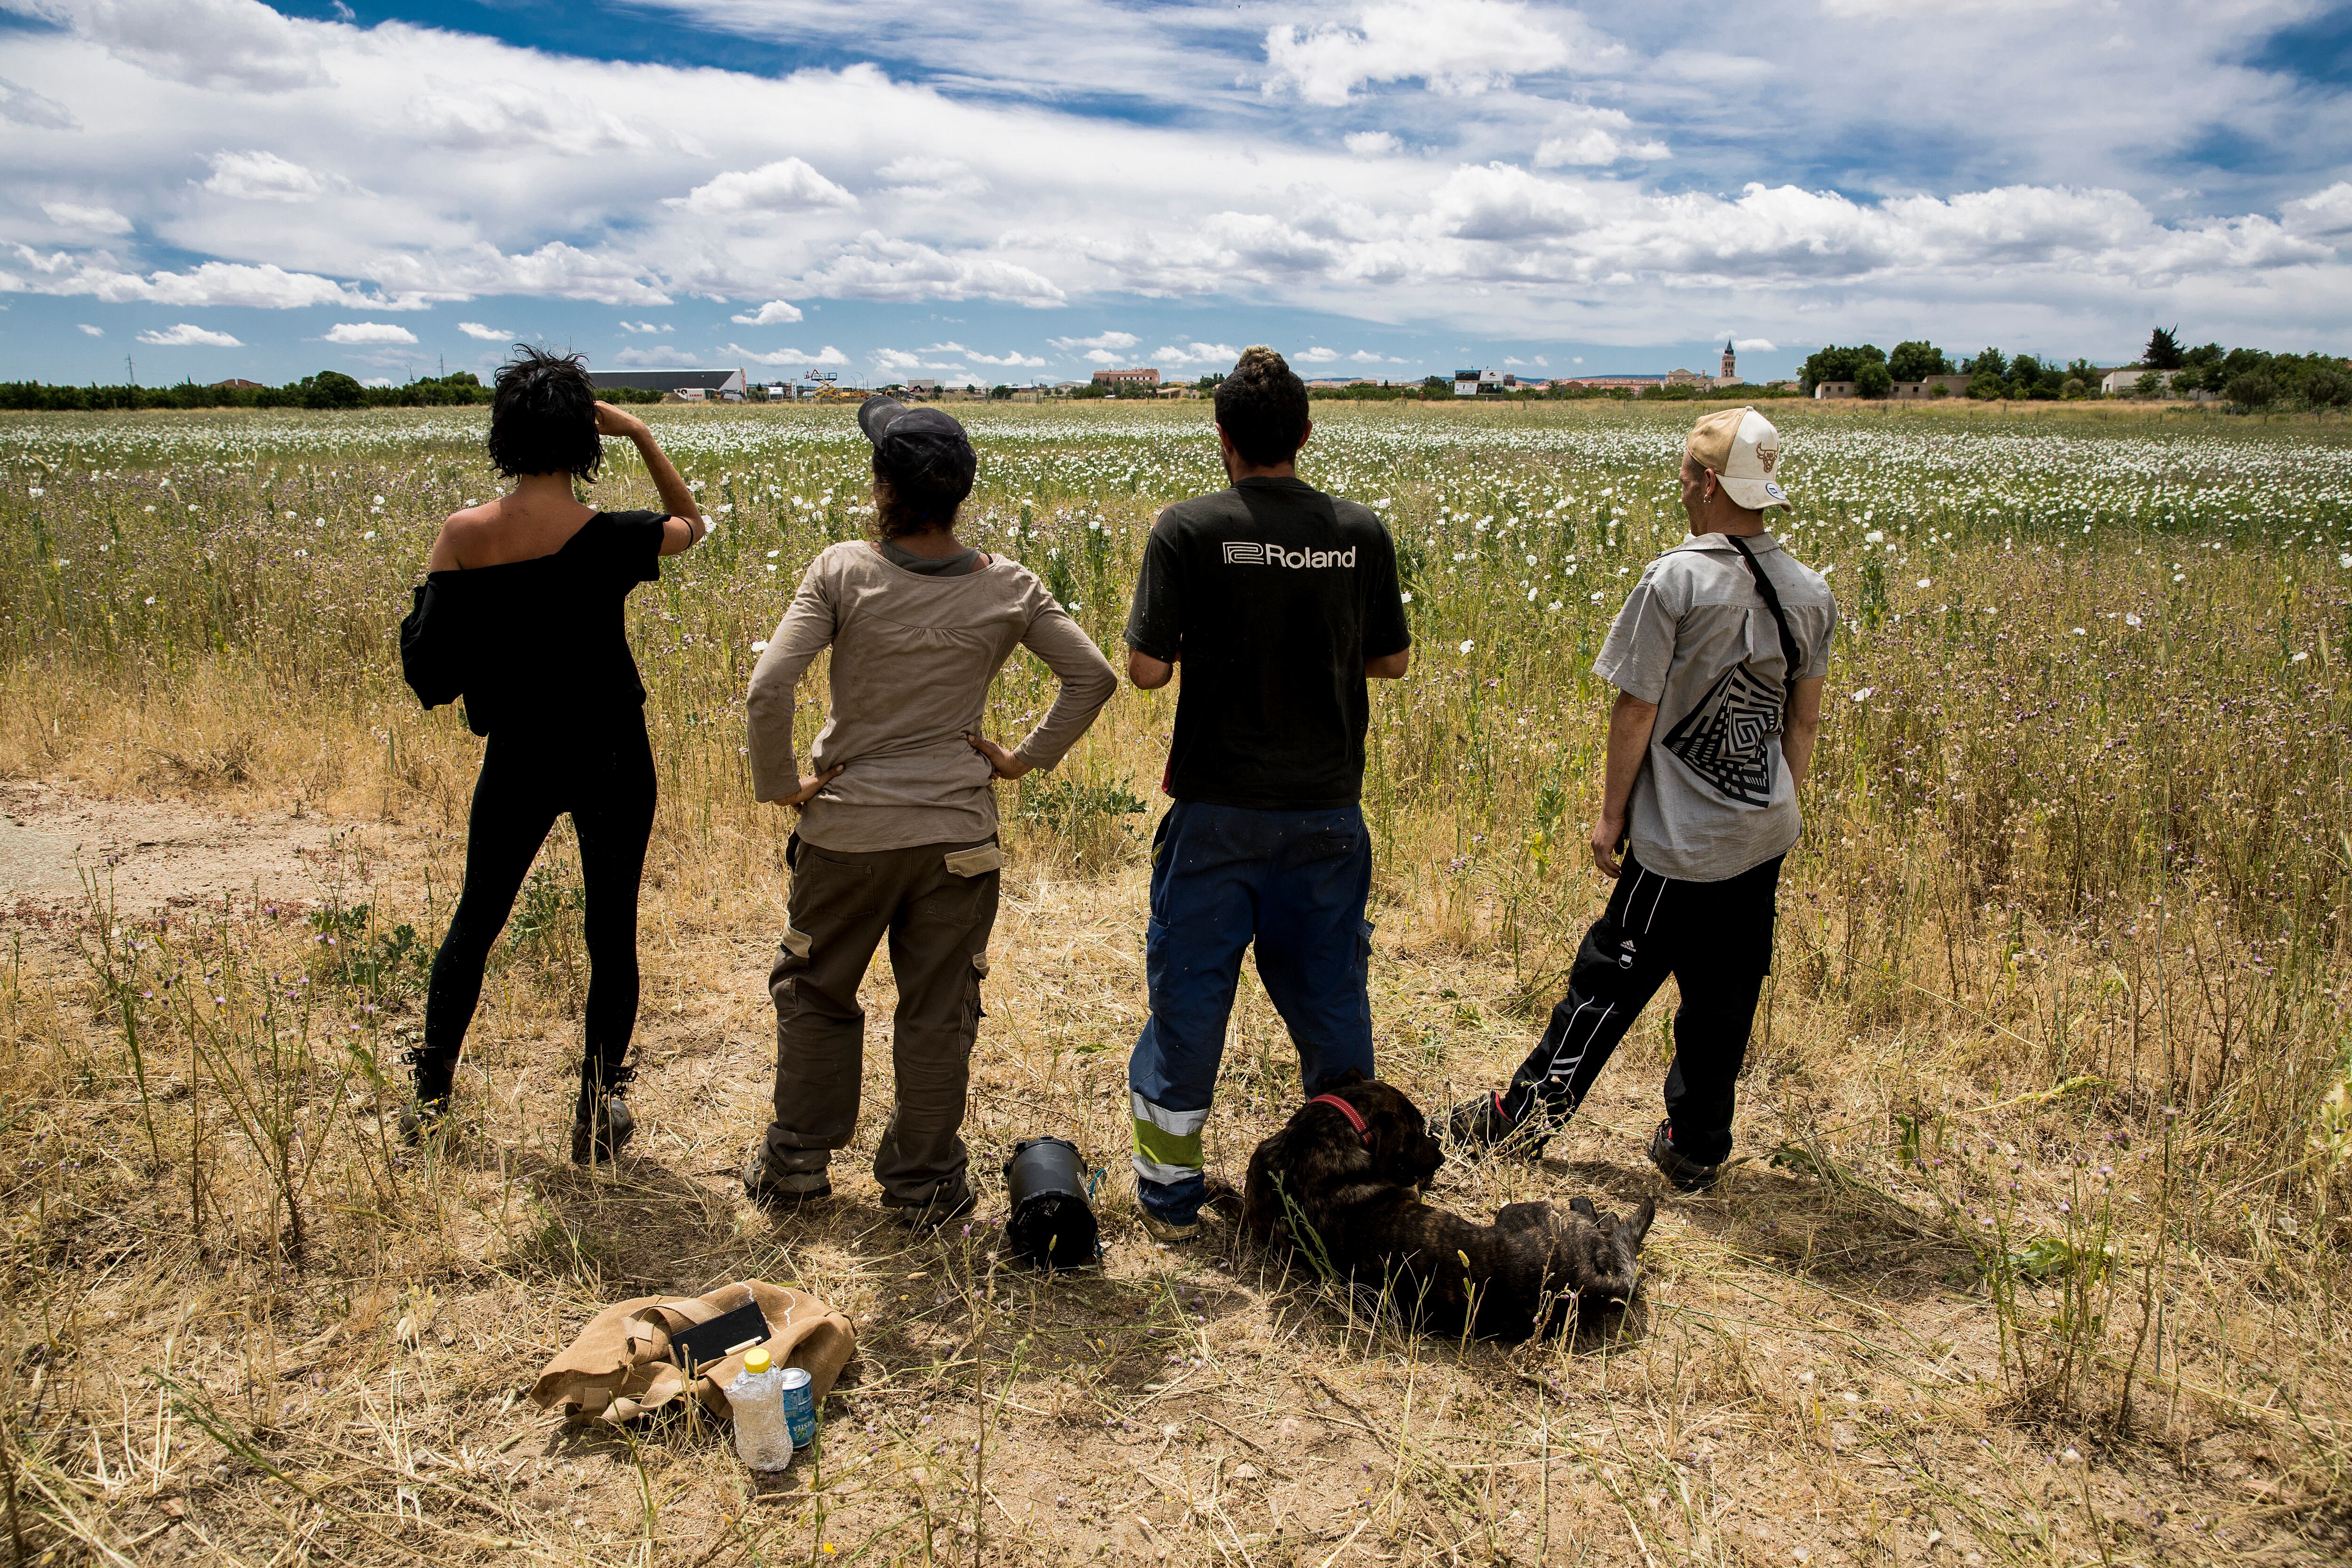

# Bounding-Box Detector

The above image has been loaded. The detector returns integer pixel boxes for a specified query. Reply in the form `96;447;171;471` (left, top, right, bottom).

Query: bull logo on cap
1758;446;1778;474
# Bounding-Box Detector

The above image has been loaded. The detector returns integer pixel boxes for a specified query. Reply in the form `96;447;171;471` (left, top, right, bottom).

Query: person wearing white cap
1449;406;1834;1192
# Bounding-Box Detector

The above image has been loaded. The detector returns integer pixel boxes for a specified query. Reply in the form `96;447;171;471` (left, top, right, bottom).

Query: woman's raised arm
596;402;705;553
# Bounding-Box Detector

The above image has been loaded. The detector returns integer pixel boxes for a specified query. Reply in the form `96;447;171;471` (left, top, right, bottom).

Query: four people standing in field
401;345;1833;1222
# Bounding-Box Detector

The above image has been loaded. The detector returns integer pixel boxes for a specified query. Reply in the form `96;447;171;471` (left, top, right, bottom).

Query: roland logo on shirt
1223;541;1357;569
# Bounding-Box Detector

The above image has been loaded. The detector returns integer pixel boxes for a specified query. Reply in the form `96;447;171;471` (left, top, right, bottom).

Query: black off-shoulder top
398;510;667;738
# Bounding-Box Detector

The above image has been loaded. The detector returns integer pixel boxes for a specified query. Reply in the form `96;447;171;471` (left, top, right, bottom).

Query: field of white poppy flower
0;396;2348;1566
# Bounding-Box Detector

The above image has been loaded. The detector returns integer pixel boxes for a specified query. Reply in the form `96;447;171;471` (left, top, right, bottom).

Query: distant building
1092;367;1160;390
2099;367;2175;395
1556;375;1666;393
907;377;942;397
590;368;746;401
1892;375;1972;399
1817;374;1971;400
1721;341;1736;382
213;378;266;390
1665;367;1703;388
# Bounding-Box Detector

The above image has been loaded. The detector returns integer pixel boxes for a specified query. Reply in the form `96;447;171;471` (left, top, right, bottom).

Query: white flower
26;487;41;498
1458;639;1475;654
372;494;384;505
750;639;770;653
2072;627;2087;636
2340;553;2352;569
1526;587;1537;602
1589;591;1604;602
1850;687;1875;703
1548;601;1562;612
2291;651;2310;663
2173;572;2186;582
2123;612;2141;627
1864;529;1884;543
1916;578;1932;589
363;530;376;541
766;549;781;558
143;595;157;605
1398;591;1413;604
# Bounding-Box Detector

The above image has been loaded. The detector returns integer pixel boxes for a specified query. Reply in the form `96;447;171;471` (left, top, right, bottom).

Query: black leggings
420;712;658;1084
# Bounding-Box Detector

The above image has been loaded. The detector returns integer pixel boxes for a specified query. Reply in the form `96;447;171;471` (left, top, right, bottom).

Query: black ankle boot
572;1059;636;1165
400;1047;457;1145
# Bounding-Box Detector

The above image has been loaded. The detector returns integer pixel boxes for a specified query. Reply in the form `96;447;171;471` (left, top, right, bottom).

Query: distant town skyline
4;1;2345;388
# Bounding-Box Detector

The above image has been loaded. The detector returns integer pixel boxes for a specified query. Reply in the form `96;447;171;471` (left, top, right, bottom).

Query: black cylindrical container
1001;1137;1098;1270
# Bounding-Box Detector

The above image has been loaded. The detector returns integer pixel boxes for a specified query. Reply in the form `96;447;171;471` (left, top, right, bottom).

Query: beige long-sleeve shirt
746;541;1119;852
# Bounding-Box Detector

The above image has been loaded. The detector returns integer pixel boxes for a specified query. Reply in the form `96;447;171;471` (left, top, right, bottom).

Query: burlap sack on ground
531;1280;855;1424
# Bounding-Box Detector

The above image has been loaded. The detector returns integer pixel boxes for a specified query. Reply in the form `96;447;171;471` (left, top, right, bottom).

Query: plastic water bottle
729;1347;792;1472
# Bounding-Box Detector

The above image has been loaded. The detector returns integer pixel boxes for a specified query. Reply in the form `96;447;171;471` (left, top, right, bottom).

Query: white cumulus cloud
456;321;511;340
324;321;418;344
1344;131;1401;156
716;341;851;367
76;322;103;335
1049;330;1140;352
730;299;804;325
203;150;325;201
1265;1;1576;105
616;320;670;334
41;202;133;234
137;322;242;346
1152;341;1243;367
676;158;858;215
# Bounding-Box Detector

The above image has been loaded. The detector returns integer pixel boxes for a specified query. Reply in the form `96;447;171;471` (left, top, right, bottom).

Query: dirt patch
0;780;350;920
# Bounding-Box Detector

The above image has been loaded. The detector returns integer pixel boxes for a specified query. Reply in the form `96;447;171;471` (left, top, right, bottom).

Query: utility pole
125;353;135;386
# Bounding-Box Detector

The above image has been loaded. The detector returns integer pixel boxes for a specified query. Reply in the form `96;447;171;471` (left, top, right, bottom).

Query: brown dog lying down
1240;1072;1655;1341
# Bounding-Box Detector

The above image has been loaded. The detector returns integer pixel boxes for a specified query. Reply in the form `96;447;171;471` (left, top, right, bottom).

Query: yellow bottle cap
742;1348;771;1375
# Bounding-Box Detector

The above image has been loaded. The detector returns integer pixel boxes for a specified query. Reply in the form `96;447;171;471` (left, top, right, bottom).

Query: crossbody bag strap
1722;533;1803;695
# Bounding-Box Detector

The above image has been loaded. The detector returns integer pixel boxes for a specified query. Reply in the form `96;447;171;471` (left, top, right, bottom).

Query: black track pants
420;712;657;1085
1498;850;1783;1166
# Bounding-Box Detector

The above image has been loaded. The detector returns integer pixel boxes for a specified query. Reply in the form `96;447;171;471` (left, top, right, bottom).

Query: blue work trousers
1128;800;1376;1225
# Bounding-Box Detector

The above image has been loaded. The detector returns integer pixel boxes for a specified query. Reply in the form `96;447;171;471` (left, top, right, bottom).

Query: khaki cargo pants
761;833;1001;1208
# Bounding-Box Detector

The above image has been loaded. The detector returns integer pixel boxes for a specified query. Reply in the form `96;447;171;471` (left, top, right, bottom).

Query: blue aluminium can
777;1366;816;1448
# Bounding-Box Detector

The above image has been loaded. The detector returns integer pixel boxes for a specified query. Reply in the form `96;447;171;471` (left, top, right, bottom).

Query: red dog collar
1308;1092;1371;1146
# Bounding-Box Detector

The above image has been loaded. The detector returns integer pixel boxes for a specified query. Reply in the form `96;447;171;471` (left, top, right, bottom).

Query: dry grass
1;401;2350;1566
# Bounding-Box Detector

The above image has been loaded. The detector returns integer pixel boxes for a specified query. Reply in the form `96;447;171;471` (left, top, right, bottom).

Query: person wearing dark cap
740;396;1117;1225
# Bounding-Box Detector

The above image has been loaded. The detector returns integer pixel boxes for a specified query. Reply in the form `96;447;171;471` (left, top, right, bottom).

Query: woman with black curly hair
398;346;704;1162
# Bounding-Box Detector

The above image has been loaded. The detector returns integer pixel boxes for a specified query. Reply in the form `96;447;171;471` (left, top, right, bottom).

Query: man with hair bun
1121;346;1413;1242
1449;406;1834;1194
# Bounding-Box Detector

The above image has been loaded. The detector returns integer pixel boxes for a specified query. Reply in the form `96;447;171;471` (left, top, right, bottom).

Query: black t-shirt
1124;477;1410;810
400;509;666;737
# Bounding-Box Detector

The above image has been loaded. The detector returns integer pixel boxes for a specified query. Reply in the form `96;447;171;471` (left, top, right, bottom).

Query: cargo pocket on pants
962;951;988;1036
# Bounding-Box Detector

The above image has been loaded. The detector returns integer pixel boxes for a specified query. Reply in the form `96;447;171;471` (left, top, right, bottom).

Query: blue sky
4;0;2348;388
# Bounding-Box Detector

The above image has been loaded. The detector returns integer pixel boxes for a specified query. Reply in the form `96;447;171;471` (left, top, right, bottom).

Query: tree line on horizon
0;369;672;413
1797;328;2351;410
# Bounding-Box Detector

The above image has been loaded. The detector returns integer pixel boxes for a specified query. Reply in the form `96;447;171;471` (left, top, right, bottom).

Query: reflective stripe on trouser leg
1130;1090;1208;1186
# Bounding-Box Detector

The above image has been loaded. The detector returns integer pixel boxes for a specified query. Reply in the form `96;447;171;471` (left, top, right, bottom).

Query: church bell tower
1720;340;1736;384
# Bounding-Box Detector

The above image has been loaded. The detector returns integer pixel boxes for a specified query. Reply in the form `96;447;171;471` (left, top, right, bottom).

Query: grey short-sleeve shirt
1593;533;1836;882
